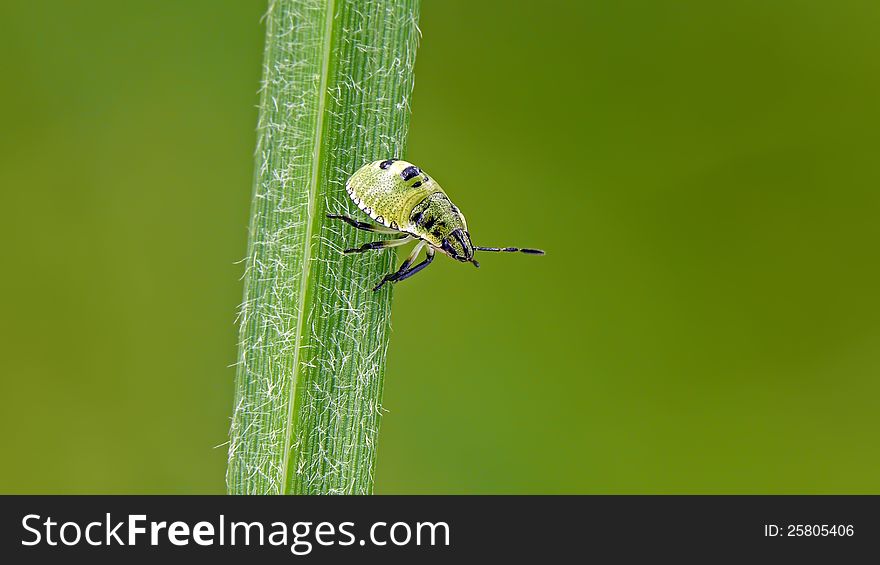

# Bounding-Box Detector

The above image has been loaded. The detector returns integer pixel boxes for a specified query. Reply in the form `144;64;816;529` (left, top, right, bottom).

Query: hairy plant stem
227;0;421;495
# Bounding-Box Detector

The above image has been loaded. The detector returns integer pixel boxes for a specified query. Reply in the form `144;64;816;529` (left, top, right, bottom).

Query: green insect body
328;159;544;291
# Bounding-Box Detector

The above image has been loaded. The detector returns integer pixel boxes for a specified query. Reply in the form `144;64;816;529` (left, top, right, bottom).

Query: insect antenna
474;246;545;255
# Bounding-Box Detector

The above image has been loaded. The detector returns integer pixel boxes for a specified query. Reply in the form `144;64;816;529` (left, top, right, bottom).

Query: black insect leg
373;244;435;292
373;242;423;291
344;235;412;254
327;214;398;234
393;247;435;283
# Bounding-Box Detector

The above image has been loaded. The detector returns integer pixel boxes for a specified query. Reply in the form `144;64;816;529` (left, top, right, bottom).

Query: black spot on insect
450;203;459;214
409;205;428;225
411;181;423;188
422;216;437;231
422;174;429;182
400;165;421;181
379;159;396;169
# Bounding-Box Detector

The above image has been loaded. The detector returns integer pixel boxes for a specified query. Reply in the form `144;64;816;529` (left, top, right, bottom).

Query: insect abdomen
345;159;442;229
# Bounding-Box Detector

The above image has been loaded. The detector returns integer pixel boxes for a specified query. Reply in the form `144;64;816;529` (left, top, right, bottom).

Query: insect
328;159;544;291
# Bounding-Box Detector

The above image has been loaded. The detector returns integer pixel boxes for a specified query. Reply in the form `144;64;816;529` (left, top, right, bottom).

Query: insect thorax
407;192;467;247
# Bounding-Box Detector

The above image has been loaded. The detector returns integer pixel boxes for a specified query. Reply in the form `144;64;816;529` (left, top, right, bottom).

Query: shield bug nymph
328;159;544;291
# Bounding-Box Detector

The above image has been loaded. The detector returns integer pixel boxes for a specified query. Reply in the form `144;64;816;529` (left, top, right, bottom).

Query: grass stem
227;0;421;495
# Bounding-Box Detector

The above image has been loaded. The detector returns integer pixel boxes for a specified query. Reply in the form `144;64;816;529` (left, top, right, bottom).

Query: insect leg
373;241;425;290
344;235;413;254
327;214;399;234
373;242;434;292
393;247;435;283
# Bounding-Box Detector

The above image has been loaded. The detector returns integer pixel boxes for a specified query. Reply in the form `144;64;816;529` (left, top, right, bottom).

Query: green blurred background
2;1;879;493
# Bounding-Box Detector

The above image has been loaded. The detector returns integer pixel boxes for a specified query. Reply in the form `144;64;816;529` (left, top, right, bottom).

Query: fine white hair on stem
227;0;421;495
